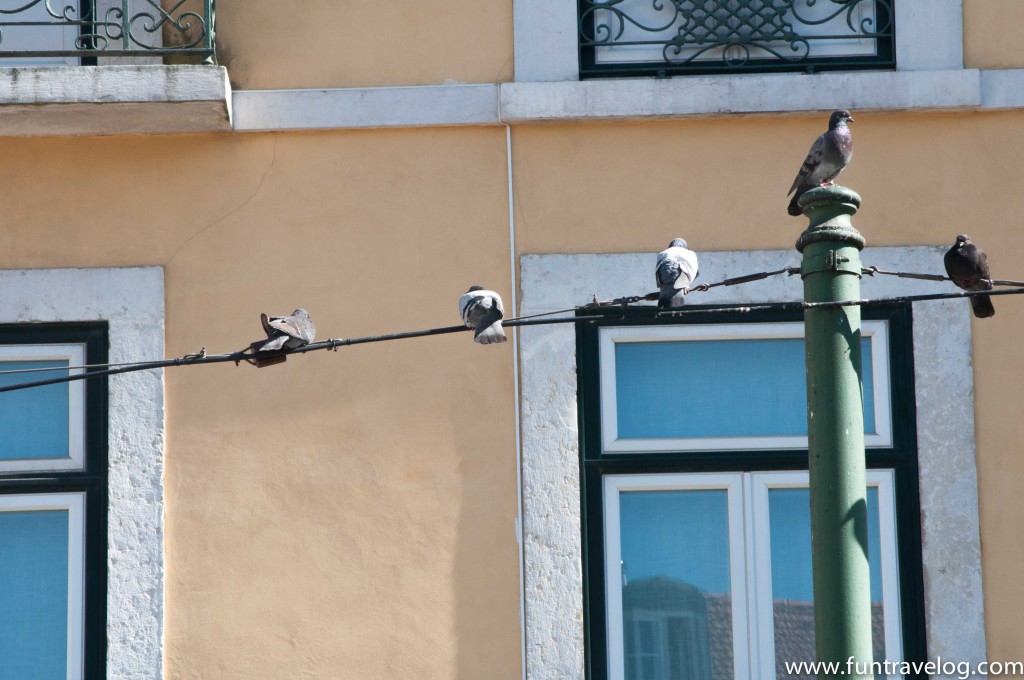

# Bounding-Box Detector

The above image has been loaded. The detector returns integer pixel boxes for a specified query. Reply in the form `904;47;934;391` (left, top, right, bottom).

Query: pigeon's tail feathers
658;285;686;309
474;322;507;344
258;335;288;352
788;187;806;216
970;294;995;318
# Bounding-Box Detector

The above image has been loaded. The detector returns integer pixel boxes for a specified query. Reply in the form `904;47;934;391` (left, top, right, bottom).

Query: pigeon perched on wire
459;286;507;345
656;238;699;309
787;109;854;216
257;308;316;352
944;234;995;318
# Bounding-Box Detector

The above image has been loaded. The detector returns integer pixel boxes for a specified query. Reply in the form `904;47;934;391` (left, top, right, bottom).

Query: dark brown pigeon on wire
787;110;854;216
459;286;507;345
656;238;699;308
944;234;995;318
257;308;316;352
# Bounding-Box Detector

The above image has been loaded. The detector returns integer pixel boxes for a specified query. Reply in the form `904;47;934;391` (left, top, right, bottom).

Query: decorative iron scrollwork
580;0;894;77
0;0;215;59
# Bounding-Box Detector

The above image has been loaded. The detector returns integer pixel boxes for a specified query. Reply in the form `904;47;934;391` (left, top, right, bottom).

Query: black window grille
578;0;894;79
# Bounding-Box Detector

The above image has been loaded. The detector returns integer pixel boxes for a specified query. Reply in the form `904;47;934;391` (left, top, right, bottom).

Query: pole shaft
796;186;874;678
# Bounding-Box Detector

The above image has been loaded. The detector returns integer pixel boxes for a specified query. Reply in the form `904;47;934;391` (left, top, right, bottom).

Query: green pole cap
795;185;866;252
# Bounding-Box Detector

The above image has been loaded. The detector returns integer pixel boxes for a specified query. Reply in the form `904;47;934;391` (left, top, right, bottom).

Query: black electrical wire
0;269;1018;395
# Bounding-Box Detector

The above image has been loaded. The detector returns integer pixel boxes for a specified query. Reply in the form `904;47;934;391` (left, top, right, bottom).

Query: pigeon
656;238;699;309
257;308;316;352
787;109;855;216
944;234;995;318
459;286;507;345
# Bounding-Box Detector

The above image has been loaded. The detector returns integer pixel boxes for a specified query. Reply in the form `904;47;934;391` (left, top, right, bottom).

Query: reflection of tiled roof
772;600;886;679
624;581;886;678
704;595;885;679
704;594;733;680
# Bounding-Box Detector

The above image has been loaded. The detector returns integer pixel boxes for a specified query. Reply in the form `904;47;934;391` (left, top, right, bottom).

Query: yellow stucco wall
0;128;521;679
964;0;1024;70
214;0;514;89
4;111;1024;674
205;1;1024;90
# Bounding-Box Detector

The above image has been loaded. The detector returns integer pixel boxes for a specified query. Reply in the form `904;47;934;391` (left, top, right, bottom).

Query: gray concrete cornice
232;68;1024;133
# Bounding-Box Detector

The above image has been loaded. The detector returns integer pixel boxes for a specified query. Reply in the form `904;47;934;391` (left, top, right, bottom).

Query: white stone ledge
980;69;1024;109
0;65;231;136
231;68;1024;133
232;83;499;131
500;69;982;122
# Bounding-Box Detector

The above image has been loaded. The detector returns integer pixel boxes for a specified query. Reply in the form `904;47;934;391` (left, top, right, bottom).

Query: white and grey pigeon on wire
459;286;507;345
944;234;995;318
787;109;854;216
656;238;699;309
258;308;316;352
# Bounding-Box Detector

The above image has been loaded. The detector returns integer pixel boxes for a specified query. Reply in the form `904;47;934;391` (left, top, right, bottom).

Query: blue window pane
0;509;69;680
619;490;731;680
614;338;875;439
0;361;70;460
768;487;885;674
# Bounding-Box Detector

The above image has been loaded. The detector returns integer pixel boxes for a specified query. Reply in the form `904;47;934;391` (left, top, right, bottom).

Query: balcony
0;0;228;136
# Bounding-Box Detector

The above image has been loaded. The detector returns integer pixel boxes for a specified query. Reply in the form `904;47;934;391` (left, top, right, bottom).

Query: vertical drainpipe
795;185;874;678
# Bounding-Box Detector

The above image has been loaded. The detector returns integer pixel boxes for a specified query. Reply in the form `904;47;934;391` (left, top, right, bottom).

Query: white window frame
0;266;165;679
518;247;987;679
0;491;86;680
599;321;892;453
603;470;902;680
749;470;903;680
603;472;750;680
0;343;86;472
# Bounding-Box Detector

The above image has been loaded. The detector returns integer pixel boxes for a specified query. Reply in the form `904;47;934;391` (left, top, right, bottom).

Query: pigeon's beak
847;116;855;123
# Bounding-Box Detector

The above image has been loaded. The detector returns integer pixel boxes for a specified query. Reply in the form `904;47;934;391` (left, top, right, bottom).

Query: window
578;0;896;79
0;323;108;680
603;470;902;679
599;321;891;452
577;305;925;679
519;247;985;679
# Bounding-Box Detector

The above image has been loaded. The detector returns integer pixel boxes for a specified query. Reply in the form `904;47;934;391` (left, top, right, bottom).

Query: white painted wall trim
500;69;979;122
0;267;166;679
518;247;985;678
233;84;499;131
514;0;962;82
895;0;964;71
232;67;1024;133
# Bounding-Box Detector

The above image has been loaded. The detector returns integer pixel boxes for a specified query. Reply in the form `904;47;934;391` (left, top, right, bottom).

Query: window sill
0;64;231;136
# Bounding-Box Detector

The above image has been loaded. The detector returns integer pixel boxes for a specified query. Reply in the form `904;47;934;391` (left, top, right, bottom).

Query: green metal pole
795;185;874;679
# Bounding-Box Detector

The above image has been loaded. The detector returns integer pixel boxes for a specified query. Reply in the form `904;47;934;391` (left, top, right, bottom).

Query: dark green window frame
0;322;108;679
576;303;926;679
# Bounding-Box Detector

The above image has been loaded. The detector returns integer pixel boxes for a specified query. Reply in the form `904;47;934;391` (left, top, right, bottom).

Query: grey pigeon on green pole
656;238;699;308
944;234;995;318
788;110;854;216
459;286;507;344
258;308;316;352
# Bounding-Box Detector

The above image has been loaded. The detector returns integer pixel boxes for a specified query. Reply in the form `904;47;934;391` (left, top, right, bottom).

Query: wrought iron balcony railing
579;0;894;79
0;0;214;61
